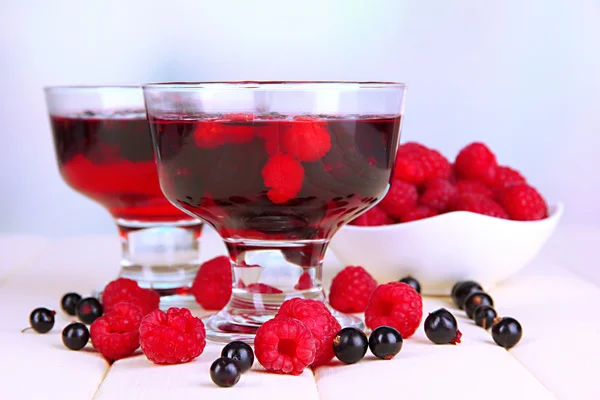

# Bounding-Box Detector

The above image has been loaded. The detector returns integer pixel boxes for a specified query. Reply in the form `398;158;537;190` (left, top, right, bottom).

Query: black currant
491;317;522;349
368;326;403;360
464;291;494;319
424;308;462;345
61;292;82;316
210;357;241;387
473;305;497;329
76;297;103;325
62;322;90;351
332;327;368;364
27;307;56;333
451;281;483;309
399;276;421;294
221;341;254;373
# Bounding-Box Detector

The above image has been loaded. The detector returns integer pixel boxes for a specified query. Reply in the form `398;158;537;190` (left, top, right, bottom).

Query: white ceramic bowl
328;203;564;295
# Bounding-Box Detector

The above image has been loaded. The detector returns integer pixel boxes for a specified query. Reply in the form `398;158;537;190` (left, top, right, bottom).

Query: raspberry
90;302;143;361
419;178;458;212
329;266;377;313
350;206;395;226
193;121;228;148
246;283;283;294
394;142;451;184
365;282;423;338
379;180;418;219
101;278;160;316
493;166;526;190
454;142;498;186
191;256;232;311
262;153;304;204
294;272;313;290
139;307;206;365
401;206;438;223
497;183;548;221
450;193;509;219
280;117;331;162
276;298;341;367
455;180;493;198
254;316;316;375
193;115;254;148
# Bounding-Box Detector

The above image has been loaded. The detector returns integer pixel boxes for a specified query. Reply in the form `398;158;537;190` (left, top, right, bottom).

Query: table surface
1;225;599;400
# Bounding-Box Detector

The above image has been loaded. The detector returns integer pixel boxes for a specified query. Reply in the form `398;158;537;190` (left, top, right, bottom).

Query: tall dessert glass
143;81;406;341
45;86;204;305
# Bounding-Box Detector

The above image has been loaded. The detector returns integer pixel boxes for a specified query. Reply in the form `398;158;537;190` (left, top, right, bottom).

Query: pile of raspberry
350;142;549;226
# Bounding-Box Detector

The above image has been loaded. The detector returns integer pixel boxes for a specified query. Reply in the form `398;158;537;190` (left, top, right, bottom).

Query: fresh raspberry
262;153;304;204
191;256;231;310
450;193;509;219
455;180;494;198
276;298;341;367
329;266;377;313
139;307;206;365
365;282;423;338
497;183;548;221
394;142;451;184
280;117;331;162
218;113;255;144
294;272;313;290
90;302;143;361
493;166;527;190
379;180;419;219
454;142;498;186
350;206;395;226
193;121;228;148
419;178;458;212
254;316;316;375
101;278;160;316
401;206;439;223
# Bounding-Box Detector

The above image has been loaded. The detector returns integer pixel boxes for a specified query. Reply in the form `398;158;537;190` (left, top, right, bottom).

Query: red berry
294;272;313;290
276;298;341;367
191;256;232;311
350;206;395;226
245;283;283;294
90;302;143;361
262;153;304;204
193;121;228;148
455;180;494;198
254;316;316;375
401;206;439;223
280;117;331;162
450;193;509;219
101;278;160;317
379;180;419;219
365;282;423;338
394;143;451;184
329;266;377;313
454;142;498;186
419;178;458;212
497;183;548;221
139;307;206;365
493;166;527;190
193;115;254;148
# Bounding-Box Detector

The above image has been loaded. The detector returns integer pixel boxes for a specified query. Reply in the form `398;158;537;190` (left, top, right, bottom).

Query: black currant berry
473;305;497;329
368;326;403;360
491;317;522;349
62;322;90;351
424;308;462;345
221;341;254;373
464;291;494;319
399;276;421;294
76;297;103;325
332;327;368;364
27;307;56;333
61;292;82;316
451;281;482;309
210;357;241;387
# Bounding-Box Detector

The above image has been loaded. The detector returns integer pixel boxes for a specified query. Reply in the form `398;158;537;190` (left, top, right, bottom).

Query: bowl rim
342;202;564;232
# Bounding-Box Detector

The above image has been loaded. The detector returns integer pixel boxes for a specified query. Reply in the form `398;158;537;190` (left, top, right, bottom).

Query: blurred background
0;0;598;236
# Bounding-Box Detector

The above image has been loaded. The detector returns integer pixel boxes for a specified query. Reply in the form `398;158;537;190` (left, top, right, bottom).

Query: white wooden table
1;225;599;400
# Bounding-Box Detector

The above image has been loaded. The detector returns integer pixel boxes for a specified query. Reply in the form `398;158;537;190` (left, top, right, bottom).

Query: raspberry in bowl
328;142;563;294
